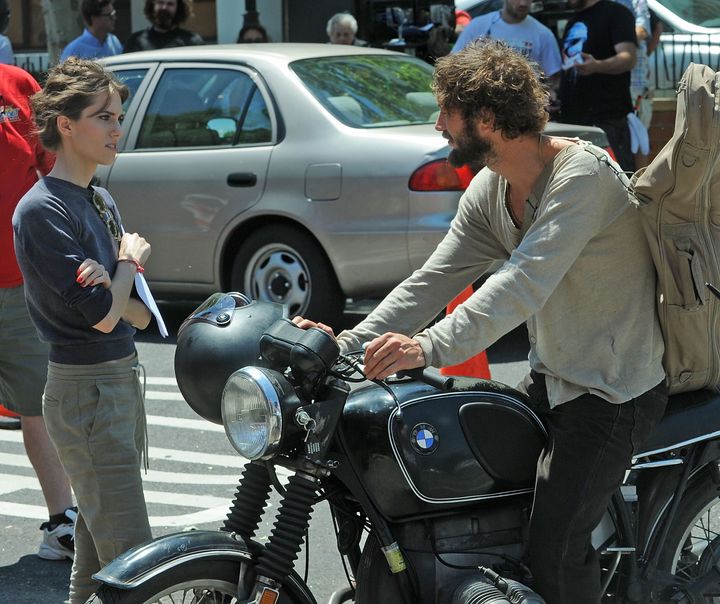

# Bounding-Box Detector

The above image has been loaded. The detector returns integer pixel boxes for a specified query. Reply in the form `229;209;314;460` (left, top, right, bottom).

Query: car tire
231;225;344;325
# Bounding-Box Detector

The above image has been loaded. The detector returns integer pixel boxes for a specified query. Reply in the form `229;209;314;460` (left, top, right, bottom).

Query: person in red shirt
0;63;77;560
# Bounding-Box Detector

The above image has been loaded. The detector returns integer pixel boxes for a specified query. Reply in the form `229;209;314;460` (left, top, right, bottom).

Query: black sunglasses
91;190;122;242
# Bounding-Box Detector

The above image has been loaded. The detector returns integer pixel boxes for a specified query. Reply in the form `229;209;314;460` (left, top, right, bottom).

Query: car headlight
221;366;291;460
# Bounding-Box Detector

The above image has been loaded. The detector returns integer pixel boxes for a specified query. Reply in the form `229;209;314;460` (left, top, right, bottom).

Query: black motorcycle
88;293;720;603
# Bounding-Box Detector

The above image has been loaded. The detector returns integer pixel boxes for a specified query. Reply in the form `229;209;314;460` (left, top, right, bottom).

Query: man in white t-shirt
453;0;561;82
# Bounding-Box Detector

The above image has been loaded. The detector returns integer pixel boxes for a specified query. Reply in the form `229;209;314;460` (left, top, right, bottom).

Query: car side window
113;69;148;111
235;88;272;145
136;67;272;149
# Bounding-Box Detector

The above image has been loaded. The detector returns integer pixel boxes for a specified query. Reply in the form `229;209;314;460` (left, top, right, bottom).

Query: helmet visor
179;292;252;333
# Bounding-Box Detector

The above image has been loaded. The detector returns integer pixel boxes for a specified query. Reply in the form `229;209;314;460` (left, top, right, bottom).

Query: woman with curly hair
12;57;153;603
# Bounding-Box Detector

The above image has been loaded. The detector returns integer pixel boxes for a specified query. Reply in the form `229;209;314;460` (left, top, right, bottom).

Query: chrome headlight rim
221;366;283;460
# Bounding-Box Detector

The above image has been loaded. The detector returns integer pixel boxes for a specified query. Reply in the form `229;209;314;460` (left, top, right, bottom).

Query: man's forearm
594;51;636;74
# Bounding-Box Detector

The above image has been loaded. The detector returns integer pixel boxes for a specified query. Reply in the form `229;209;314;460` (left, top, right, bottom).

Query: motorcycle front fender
92;530;317;603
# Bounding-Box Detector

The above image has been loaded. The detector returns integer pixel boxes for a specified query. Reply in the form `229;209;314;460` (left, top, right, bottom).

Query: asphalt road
0;301;531;604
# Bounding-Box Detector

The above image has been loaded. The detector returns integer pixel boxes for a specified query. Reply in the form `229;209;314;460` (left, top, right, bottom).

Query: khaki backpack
630;62;720;394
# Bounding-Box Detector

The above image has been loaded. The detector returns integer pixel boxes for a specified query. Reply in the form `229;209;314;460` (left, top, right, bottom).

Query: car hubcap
245;244;310;316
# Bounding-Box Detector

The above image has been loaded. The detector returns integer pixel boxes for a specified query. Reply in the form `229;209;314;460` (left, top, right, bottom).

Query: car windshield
290;55;438;128
654;0;720;28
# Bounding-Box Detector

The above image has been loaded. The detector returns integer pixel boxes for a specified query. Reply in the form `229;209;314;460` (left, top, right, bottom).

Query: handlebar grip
396;367;455;391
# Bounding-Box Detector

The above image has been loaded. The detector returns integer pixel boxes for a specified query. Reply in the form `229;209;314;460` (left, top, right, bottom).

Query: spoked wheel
127;578;236;603
655;470;720;602
87;559;304;603
87;560;240;603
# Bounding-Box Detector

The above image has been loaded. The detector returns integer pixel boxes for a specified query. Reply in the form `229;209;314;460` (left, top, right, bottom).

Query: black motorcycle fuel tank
338;377;547;521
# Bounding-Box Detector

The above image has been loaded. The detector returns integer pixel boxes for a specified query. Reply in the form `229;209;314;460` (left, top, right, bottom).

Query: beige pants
43;354;151;603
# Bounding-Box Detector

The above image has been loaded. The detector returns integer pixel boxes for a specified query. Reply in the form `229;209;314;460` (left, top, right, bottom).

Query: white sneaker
38;507;76;561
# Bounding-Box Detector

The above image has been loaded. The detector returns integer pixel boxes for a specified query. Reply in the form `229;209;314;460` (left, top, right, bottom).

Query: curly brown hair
31;57;128;151
432;40;550;139
144;0;193;26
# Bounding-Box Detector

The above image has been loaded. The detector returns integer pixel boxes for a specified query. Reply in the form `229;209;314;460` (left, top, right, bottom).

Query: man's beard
447;122;496;169
153;9;175;30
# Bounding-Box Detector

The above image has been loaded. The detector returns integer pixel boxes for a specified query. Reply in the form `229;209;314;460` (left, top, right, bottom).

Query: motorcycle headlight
221;367;292;460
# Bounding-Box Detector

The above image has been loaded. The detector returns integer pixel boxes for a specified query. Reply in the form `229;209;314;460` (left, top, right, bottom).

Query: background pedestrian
237;23;269;43
123;0;203;53
326;12;368;46
0;62;77;563
61;0;122;61
0;0;13;64
559;0;638;172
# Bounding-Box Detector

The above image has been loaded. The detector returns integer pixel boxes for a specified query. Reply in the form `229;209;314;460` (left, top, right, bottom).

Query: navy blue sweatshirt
12;176;135;364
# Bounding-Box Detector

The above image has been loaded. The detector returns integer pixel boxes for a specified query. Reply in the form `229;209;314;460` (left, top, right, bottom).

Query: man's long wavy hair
144;0;193;26
31;58;128;151
433;40;550;139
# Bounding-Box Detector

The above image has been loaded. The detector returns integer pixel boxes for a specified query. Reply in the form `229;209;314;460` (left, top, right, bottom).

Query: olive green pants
43;354;151;603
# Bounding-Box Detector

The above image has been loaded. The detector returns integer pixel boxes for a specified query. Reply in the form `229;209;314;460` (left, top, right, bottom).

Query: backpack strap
580;144;643;207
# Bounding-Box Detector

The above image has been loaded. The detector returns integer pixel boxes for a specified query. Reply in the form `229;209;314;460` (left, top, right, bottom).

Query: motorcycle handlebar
396;367;455;391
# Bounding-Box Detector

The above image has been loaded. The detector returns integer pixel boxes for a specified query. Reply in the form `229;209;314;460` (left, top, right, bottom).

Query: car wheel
231;225;344;325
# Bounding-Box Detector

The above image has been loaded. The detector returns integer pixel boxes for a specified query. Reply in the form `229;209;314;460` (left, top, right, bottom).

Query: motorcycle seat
635;387;720;456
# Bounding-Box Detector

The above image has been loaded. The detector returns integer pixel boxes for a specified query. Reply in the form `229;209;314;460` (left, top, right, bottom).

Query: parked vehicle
99;44;609;325
455;0;720;92
87;292;720;603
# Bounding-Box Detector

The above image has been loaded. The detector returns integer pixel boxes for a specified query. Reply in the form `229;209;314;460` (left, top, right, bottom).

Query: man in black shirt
123;0;203;53
559;0;637;171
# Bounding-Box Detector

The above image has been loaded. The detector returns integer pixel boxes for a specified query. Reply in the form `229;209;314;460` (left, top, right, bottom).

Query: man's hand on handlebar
291;316;336;338
363;333;426;381
291;318;426;381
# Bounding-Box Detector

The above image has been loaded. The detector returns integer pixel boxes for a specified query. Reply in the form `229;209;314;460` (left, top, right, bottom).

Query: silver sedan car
99;44;609;324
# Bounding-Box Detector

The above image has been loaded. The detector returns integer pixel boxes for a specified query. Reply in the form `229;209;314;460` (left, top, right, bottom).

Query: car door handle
227;172;257;187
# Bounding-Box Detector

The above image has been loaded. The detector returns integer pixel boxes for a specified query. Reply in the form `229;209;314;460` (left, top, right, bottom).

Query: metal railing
650;32;720;92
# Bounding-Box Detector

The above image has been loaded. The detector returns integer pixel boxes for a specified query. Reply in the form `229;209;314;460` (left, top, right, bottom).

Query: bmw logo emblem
411;423;439;455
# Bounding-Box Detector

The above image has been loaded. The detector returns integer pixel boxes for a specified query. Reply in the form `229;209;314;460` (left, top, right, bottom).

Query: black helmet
174;292;286;424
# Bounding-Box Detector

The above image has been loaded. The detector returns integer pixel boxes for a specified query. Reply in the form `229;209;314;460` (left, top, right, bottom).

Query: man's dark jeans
525;372;667;604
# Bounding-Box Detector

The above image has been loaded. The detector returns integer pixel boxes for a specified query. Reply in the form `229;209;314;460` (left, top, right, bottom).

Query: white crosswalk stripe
0;376;289;528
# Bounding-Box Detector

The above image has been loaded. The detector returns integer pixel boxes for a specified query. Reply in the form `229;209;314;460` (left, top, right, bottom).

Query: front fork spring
222;460;273;542
254;472;319;581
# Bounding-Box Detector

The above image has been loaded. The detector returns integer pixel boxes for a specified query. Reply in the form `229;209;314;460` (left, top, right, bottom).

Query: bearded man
123;0;203;53
293;41;667;604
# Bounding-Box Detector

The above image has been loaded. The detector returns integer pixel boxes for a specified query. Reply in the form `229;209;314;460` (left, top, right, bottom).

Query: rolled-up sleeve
337;175;506;354
13;197;113;326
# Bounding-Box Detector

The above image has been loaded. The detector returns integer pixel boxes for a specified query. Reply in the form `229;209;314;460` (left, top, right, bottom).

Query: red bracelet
118;257;145;273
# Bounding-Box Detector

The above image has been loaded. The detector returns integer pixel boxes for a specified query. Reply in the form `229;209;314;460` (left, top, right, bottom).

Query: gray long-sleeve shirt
338;142;665;407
